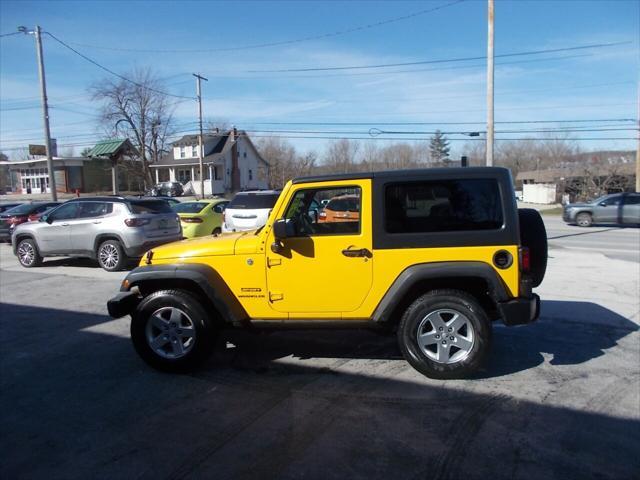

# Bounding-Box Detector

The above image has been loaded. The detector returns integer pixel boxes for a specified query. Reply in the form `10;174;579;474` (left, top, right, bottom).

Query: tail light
8;216;27;226
124;218;150;227
222;212;226;224
520;247;531;273
181;217;203;223
319;211;327;219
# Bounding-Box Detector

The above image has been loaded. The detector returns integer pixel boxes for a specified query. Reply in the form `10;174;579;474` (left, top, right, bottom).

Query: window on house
249;169;253;181
180;146;186;158
213;166;222;180
192;145;198;157
243;152;247;158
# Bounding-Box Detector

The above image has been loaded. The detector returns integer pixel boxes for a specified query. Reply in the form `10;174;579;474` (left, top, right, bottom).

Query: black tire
16;238;42;268
397;290;491;379
518;208;548;288
212;227;221;236
576;212;593;228
131;289;218;372
97;240;126;272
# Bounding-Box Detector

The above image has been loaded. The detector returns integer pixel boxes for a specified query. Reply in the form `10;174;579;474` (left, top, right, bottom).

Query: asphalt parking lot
1;217;638;479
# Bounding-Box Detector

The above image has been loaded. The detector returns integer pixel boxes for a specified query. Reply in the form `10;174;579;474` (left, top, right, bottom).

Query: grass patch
540;207;563;216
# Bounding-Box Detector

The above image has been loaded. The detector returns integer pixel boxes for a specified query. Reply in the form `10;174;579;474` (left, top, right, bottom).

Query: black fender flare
121;263;248;324
371;261;509;323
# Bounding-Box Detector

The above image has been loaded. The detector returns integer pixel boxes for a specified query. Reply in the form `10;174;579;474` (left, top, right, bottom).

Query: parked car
222;190;280;233
563;192;640;227
12;197;182;271
174;199;229;239
0;203;23;214
318;194;360;223
0;202;60;242
148;182;184;197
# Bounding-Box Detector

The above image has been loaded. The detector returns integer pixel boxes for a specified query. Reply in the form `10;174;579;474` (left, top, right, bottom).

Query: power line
246;41;632;73
0;31;22;38
64;0;466;54
44;32;196;100
213;53;595;79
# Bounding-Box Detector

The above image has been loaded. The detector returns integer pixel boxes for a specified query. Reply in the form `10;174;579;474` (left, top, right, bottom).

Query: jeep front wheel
130;289;218;372
397;290;491;379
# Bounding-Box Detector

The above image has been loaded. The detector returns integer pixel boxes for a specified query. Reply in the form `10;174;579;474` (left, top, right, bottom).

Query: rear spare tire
518;208;547;287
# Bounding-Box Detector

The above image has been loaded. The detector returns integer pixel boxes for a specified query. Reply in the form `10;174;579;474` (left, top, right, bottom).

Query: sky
0;0;638;160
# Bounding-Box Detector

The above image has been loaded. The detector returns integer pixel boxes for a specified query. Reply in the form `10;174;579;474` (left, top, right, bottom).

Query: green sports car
173;199;229;238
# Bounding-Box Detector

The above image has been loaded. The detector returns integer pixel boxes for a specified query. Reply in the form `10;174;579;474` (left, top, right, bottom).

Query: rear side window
128;200;173;214
173;202;207;214
228;193;279;210
625;194;640;205
385;179;503;233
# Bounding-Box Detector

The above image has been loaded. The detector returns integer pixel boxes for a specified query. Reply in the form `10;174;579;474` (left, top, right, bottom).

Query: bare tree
324;139;360;174
90;68;177;187
256;137;317;189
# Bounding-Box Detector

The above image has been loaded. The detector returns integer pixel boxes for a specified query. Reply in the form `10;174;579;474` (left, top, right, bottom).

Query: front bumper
498;294;540;326
107;291;140;318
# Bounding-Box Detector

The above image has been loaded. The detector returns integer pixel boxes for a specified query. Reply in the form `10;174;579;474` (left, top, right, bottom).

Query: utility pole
193;73;208;199
28;25;58;200
636;78;639;192
486;0;495;167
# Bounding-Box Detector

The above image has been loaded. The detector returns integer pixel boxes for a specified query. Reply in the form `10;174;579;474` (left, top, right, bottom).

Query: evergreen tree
429;130;450;163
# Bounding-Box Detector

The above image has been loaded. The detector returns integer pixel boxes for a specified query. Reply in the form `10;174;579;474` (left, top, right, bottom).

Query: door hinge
269;292;284;302
267;257;282;267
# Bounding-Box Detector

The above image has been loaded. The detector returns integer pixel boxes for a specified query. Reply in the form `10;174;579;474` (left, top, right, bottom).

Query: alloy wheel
99;244;119;269
18;242;35;266
145;307;196;359
416;308;475;364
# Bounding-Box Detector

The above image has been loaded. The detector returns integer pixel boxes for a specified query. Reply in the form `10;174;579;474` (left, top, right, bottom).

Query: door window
283;186;361;236
600;195;622;206
49;203;79;221
77;202;113;218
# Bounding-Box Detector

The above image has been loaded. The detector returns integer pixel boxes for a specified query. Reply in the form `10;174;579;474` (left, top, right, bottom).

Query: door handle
342;247;372;258
92;221;102;224
61;223;70;227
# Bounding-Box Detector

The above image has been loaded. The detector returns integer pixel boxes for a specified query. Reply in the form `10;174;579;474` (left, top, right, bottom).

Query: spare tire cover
518;208;548;288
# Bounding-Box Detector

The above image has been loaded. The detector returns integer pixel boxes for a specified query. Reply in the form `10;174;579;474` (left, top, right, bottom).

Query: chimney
231;127;240;192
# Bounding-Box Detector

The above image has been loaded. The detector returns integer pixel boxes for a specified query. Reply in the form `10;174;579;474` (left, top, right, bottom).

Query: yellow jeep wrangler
108;167;547;378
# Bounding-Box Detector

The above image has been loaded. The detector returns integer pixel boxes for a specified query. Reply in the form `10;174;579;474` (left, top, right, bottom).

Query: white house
150;128;269;195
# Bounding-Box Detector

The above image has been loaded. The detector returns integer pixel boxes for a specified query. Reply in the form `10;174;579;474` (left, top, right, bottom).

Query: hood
149;230;261;261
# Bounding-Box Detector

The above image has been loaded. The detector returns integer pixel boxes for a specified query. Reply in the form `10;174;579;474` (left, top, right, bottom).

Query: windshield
3;203;42;215
128;200;173;214
326;197;360;212
173;202;207;214
227;193;280;210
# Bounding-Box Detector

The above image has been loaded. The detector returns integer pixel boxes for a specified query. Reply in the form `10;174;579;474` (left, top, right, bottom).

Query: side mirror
599;202;607;207
273;219;289;239
43;215;53;224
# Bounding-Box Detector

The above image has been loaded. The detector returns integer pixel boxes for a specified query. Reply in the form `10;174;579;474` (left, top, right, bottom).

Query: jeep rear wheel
397;290;491;379
131;289;218;372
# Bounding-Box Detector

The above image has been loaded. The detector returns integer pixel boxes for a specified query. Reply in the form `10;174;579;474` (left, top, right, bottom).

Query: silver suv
12;197;182;271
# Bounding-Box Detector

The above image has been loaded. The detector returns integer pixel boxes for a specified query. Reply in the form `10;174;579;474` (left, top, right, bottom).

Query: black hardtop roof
292;166;512;184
